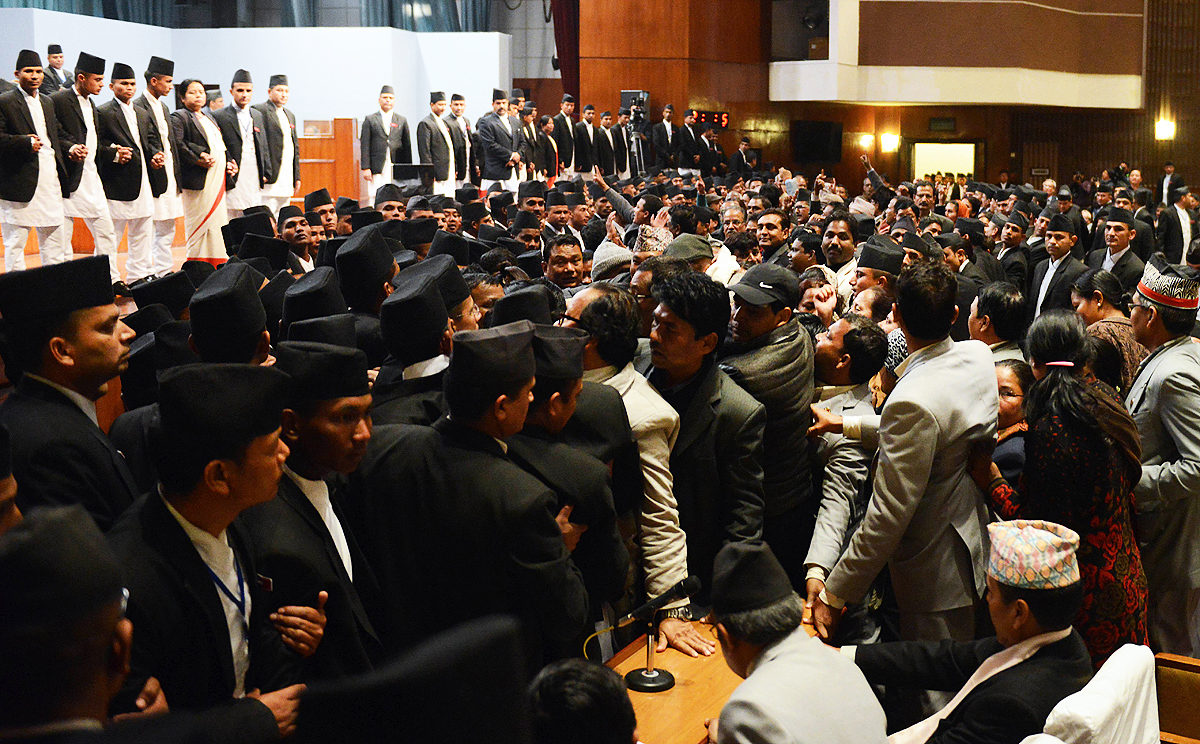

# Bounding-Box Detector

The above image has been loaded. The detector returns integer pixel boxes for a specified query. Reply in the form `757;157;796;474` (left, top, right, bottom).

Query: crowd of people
0;44;1198;744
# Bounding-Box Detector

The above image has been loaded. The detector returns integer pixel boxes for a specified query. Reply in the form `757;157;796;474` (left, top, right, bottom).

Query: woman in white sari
171;79;235;263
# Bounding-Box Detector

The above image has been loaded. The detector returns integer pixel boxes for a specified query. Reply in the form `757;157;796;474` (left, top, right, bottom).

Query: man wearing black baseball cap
720;263;815;588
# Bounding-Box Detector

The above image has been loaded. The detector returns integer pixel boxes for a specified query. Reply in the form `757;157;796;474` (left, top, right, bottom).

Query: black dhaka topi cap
381;272;448;366
448;320;536;389
158;363;289;443
532;325;588;379
274;341;370;402
0;255;112;323
710;541;795;616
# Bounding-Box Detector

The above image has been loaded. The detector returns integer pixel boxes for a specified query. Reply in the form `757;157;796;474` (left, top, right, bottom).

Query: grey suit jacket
1126;337;1200;592
826;337;998;612
718;627;887;744
806;383;876;573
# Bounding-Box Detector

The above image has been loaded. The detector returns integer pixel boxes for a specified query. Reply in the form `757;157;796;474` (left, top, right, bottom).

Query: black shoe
113;281;132;297
127;276;154;290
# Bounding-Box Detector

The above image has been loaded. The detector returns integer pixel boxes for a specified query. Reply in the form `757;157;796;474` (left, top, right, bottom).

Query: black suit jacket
95;99;163;203
972;249;1008;284
169;110;220;191
997;243;1029;291
1157;172;1185;206
106;493;301;728
536;130;558;179
651;121;677;168
573;121;597;173
346;419;589;665
238;474;385;680
558;382;643;517
212;104;268;192
518;122;539;178
855;631;1093;744
1156;203;1193;264
416;113;453;182
475;111;517;181
612;124;629;173
360;110;410;176
369;367;446;426
0;88;68;202
551;112;574;168
960;260;989;287
1029;255;1087;319
49;87;97;195
108;403;158;497
1131;217;1155;261
508;426;630;654
0;376;138;531
1086;247;1146;295
132;93;175;197
253;101;300;187
729;149;753;175
594;126;615;175
676;124;702;169
652;362;765;603
444;113;471;181
952;272;979;342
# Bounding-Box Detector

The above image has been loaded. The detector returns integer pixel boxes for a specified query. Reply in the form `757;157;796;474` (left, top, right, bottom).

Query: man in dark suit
347;321;590;665
1156;184;1193;264
372;269;452;427
239;342;385;680
1029;213;1088;322
1054;186;1090;258
0;256;139;531
1113;188;1155;261
96;62;164;288
676;109;703;176
0;49;69;272
106;364;306;737
729;137;754;175
254;74;300;215
213;69;268;219
416;91;455;197
445;93;475;185
51;51;126;291
507;325;630;658
1085;208;1145;295
995;212;1031;291
359;85;410;196
612;108;631;178
646;271;765;609
851;520;1093;742
573;104;598;176
552;94;575;175
651;104;678;169
594;111;616;176
335;226;401;368
699;127;724;178
517;104;539;181
939;232;989;288
41;43;68;93
476;88;520;190
1158;161;1185;207
133;55;182;280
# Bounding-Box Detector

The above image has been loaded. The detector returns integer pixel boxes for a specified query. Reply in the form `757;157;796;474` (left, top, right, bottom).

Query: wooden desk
607;622;739;744
608;621;819;744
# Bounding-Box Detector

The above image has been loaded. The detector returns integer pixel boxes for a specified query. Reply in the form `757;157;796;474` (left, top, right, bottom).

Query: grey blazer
1126;337;1200;592
806;383;876;573
825;337;998;612
718;627;888;744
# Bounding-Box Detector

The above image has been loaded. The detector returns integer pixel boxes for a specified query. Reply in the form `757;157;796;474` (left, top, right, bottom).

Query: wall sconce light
1155;119;1176;140
880;133;900;152
859;134;874;149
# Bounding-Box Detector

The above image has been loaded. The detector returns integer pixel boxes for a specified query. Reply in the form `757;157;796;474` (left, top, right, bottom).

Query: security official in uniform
348;320;590;665
254;74;300;216
214;70;268;220
97;62;164;289
0;256;137;531
336;226;400;367
52;51;125;291
106;364;306;739
417;91;456;198
507;325;630;658
42;43;69;93
134;56;184;280
553;94;576;176
371;271;452;426
360;85;411;196
477;88;521;191
239;342;385;680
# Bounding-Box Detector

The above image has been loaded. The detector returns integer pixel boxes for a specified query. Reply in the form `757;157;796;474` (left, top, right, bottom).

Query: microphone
616;575;701;628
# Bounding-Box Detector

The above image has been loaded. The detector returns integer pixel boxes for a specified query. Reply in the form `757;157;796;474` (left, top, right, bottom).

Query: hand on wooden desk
659;617;716;657
704;716;719;743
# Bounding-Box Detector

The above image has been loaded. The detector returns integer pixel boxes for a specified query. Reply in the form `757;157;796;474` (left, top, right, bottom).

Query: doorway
912;142;977;182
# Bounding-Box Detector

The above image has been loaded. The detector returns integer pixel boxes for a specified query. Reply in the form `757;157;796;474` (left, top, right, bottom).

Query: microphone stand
624;615;675;693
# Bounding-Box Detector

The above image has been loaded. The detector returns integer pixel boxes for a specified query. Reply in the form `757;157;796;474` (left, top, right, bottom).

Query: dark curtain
361;0;461;30
111;0;171;25
280;0;317;26
549;0;577;97
459;0;488;32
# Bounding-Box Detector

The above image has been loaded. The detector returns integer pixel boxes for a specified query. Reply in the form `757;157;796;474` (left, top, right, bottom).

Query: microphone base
625;667;675;693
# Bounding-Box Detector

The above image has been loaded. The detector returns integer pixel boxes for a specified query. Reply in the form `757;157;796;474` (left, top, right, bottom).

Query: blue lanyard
206;554;246;620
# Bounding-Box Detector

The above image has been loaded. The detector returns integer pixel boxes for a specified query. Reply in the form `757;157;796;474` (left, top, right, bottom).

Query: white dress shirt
402;354;449;381
1;89;63;227
108;98;154;220
64;90;107;218
283;466;353;581
1103;245;1130;272
142;89;183;220
1177;203;1192;257
163;495;251;697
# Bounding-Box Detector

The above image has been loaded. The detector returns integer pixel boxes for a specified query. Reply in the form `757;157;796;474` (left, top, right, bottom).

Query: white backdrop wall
0;8;512;136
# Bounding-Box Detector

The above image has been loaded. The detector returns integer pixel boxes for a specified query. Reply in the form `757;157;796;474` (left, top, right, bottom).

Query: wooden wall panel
579;0;687;59
515;78;565;116
297;117;359;205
